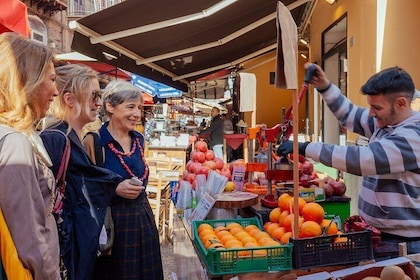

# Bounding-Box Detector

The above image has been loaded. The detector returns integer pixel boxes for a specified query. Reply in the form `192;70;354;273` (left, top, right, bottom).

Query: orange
271;226;286;241
207;242;225;250
234;231;250;241
199;228;215;240
289;197;307;216
299;221;322;238
301;202;325;224
321;219;338;235
266;222;280;235
226;222;242;231
205;239;223;249
263;222;272;231
248;228;261;237
280;232;292;244
280;214;293;232
334;236;348;243
263;239;280;246
279;210;289;226
240;235;257;245
229;226;244;235
253;231;270;241
253;248;267;257
214;226;227;233
224;239;243;248
278;193;292;212
220;234;236;245
258;236;274;246
216;230;231;239
269;207;281;223
197;223;213;234
201;234;219;245
244;224;259;233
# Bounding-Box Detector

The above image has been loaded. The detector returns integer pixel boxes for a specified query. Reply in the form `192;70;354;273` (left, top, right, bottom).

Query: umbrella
0;0;30;37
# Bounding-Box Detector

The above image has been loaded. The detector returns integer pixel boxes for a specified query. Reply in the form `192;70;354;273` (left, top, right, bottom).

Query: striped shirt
306;84;420;237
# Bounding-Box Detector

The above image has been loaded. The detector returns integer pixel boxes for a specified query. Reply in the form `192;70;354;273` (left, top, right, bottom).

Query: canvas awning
70;0;314;93
55;52;132;80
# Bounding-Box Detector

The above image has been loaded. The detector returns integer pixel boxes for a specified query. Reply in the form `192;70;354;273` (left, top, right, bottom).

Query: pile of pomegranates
182;140;232;189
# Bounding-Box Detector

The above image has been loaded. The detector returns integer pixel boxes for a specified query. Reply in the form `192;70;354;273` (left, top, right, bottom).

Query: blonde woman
0;32;60;279
40;64;133;280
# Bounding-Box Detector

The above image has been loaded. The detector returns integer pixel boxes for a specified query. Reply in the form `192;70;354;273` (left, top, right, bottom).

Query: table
223;134;248;163
145;145;188;172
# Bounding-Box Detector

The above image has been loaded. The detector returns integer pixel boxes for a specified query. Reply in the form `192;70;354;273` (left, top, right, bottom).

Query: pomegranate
323;183;334;197
214;158;224;170
195;151;206;163
330;179;346;196
301;161;314;175
195;140;208;153
205;150;215;161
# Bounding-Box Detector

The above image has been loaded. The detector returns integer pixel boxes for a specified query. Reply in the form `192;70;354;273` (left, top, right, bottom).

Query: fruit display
196;221;282;257
263;193;345;242
359;265;412;280
343;215;381;246
183;140;231;188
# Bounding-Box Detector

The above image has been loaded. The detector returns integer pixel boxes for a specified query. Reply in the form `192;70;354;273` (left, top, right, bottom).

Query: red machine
260;64;317;207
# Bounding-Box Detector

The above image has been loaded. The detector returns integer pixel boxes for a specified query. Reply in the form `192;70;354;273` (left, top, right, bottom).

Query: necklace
108;137;149;181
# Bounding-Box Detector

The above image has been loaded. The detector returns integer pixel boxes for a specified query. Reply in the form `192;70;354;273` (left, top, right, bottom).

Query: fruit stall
167;134;418;279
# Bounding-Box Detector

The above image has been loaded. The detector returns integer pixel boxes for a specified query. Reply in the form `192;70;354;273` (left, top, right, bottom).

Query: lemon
224;182;235;192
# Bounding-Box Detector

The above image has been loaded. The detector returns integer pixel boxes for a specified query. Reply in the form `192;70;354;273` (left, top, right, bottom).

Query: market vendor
199;107;224;159
278;63;420;256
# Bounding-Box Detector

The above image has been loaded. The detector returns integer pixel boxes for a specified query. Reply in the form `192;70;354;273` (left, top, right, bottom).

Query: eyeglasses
91;90;102;102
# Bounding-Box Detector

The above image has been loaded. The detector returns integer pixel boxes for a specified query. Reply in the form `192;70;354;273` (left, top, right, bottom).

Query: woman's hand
116;179;145;199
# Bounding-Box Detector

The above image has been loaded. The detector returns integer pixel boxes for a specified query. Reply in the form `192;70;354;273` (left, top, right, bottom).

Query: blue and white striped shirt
306;84;420;237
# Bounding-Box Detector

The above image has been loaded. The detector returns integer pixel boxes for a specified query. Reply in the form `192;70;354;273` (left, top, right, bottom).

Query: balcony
31;0;67;15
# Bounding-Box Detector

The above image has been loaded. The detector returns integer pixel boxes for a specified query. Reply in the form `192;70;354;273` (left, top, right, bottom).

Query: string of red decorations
108;137;149;181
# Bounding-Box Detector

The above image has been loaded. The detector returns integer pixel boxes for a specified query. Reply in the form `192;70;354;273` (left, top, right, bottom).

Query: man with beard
278;64;420;258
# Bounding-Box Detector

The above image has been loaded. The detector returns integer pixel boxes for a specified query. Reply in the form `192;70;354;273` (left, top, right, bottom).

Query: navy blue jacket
40;123;122;280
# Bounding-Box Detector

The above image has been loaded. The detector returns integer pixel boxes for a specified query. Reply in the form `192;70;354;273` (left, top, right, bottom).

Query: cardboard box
329;256;416;280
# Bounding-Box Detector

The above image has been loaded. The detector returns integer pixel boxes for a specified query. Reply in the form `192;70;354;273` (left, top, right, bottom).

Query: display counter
172;212;356;280
145;145;188;172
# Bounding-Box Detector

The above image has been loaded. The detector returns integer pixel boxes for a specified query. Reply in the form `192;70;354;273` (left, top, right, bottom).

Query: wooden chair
146;164;180;244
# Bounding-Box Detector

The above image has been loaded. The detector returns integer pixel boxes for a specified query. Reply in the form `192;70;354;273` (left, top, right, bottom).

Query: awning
131;74;183;98
55;52;131;80
0;0;30;37
70;0;314;93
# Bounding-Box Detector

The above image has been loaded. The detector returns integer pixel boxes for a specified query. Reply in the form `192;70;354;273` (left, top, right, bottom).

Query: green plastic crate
192;217;293;276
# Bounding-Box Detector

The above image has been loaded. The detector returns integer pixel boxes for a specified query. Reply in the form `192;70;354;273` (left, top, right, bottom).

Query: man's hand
116;179;145;199
304;63;331;91
277;140;310;157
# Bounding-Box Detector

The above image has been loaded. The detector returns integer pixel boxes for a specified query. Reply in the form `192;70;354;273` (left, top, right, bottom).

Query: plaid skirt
92;194;164;280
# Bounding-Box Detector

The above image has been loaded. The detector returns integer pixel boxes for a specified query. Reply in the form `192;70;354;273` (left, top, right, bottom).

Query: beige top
0;126;60;280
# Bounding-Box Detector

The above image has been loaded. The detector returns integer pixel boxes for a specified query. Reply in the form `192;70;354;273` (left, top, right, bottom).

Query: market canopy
131;74;183;98
55;52;132;81
70;0;314;93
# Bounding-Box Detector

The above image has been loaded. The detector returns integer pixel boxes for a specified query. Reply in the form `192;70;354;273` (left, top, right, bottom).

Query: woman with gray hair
85;80;163;279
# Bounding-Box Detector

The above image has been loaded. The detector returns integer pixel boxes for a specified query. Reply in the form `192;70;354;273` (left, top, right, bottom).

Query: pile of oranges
264;193;344;242
197;221;284;257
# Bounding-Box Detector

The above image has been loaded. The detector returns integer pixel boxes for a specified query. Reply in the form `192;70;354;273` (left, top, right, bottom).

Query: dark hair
361;66;415;100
